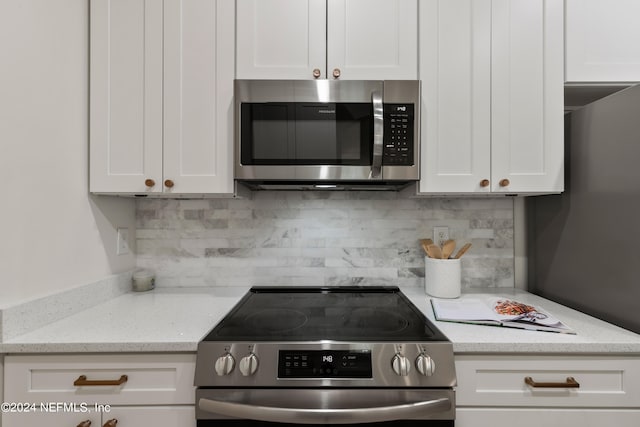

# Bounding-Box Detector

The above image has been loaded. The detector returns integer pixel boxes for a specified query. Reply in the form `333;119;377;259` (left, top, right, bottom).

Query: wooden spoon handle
454;243;472;259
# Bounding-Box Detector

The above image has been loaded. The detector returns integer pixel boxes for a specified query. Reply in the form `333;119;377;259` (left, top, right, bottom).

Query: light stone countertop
1;286;640;354
402;287;640;354
0;287;248;353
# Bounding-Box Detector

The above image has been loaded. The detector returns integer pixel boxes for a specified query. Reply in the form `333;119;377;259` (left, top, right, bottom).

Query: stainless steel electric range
194;286;457;426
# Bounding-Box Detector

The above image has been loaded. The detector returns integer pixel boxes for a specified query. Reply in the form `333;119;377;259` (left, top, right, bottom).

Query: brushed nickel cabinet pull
77;421;92;427
524;376;580;388
103;419;118;427
332;68;341;78
312;68;321;78
74;375;128;387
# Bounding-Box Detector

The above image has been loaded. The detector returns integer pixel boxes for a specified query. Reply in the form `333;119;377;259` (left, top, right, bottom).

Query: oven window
198;421;454;426
240;102;372;165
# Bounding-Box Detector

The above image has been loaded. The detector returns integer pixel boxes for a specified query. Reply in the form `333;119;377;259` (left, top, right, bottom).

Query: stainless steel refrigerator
527;84;640;334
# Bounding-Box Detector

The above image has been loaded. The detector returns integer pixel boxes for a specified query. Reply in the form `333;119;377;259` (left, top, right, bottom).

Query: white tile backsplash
136;192;515;290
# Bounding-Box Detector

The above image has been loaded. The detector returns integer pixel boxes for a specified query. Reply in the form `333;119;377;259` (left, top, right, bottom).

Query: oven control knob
416;353;436;376
391;353;411;376
239;353;259;376
214;353;235;376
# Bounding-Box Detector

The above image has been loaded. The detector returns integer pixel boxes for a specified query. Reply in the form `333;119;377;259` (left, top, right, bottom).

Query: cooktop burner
202;286;448;342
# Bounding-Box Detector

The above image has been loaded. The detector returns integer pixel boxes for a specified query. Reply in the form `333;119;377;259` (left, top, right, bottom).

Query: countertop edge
0;342;198;354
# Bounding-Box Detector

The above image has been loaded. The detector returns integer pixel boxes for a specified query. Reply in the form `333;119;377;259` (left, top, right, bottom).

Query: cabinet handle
103;419;118;427
524;376;580;388
499;178;510;187
73;375;128;387
480;179;490;188
312;68;321;78
164;179;175;188
332;68;341;79
77;421;92;427
144;179;155;187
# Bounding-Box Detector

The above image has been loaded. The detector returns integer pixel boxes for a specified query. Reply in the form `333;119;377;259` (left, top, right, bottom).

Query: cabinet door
1;407;195;427
2;411;99;427
103;406;196;427
457;408;640;427
163;0;234;194
236;0;326;79
566;0;640;83
90;0;163;194
327;0;418;80
418;0;491;194
491;0;564;194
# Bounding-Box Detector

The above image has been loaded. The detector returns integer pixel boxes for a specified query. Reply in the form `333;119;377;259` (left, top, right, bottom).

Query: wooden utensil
420;238;434;256
441;239;456;259
453;243;472;259
427;244;443;259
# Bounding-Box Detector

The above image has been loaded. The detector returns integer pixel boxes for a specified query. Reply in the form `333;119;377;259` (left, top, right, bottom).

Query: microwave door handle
370;91;384;179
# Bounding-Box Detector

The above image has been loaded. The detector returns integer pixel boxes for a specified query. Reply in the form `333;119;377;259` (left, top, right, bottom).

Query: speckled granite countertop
1;286;640;354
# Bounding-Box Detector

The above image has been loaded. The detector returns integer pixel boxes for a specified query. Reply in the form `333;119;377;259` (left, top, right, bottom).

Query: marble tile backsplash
135;192;515;290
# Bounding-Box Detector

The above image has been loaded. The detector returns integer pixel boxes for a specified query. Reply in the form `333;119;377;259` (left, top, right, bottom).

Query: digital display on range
278;350;372;378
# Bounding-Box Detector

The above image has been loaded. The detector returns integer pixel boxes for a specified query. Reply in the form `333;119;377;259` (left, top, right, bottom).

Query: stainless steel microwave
234;80;420;190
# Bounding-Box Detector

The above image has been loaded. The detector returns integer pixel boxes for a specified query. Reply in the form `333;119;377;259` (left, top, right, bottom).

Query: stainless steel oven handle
370;90;384;179
198;396;451;425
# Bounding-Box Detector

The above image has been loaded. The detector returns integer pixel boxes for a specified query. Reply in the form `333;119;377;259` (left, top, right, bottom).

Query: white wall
0;0;136;307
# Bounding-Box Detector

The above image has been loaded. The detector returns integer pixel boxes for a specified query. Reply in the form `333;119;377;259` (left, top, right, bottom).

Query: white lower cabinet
455;355;640;426
2;354;196;427
1;407;194;427
457;408;640;426
0;355;3;427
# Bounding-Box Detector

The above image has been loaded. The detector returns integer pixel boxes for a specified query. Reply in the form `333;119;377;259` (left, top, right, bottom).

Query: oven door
196;388;455;426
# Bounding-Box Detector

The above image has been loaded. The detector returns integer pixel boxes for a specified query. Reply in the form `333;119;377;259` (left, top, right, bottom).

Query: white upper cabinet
419;0;491;194
90;0;163;194
236;0;326;80
90;0;234;196
491;0;564;194
566;0;640;83
163;0;234;195
419;0;564;195
236;0;418;80
326;0;418;80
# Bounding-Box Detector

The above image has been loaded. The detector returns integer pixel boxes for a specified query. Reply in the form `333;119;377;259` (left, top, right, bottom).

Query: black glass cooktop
203;286;449;342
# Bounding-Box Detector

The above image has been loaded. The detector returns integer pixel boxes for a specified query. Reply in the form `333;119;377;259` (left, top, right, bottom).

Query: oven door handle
370;90;384;179
198;396;451;425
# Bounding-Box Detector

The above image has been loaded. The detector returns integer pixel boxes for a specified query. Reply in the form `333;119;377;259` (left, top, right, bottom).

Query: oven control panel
278;350;372;378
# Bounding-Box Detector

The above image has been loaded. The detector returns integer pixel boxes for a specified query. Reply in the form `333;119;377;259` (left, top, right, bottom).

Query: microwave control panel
383;104;414;166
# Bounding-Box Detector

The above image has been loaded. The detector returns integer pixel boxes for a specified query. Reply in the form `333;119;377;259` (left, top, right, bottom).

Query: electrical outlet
117;227;130;255
433;226;449;247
